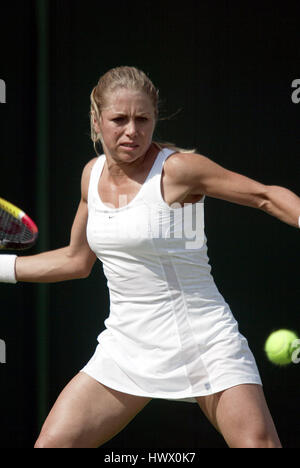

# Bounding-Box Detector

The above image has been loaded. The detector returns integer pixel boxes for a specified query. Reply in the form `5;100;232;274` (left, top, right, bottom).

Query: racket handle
0;255;17;283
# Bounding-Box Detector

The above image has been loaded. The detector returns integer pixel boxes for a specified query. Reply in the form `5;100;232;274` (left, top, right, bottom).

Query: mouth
120;142;139;149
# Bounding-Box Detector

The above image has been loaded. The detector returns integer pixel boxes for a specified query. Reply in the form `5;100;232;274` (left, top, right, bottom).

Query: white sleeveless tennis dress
82;148;262;402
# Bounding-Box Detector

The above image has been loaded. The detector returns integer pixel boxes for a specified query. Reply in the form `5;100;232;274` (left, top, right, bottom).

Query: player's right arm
15;158;97;283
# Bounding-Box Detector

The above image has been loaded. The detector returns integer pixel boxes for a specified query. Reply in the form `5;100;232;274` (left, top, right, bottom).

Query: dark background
0;0;299;449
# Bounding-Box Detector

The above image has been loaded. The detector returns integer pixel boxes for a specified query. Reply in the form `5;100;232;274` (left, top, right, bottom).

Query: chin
119;145;150;160
104;142;152;162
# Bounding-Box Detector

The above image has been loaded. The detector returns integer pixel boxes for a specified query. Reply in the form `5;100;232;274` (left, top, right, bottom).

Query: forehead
102;88;154;114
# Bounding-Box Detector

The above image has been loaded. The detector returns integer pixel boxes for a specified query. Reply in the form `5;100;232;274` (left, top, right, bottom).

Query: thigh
196;384;281;448
35;372;151;448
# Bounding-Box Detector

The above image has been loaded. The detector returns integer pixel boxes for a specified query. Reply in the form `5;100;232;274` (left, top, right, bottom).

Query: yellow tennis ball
264;329;298;366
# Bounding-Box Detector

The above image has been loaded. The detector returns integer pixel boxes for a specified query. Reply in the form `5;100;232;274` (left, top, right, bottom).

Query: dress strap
140;148;176;205
87;155;105;205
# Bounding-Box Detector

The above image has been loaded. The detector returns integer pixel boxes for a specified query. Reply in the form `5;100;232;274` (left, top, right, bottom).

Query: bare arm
165;153;300;228
15;159;97;283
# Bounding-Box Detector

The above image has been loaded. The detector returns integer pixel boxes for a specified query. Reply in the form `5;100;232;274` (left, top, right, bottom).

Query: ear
91;110;101;134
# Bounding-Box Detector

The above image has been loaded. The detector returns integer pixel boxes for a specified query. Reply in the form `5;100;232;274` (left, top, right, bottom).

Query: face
95;88;156;164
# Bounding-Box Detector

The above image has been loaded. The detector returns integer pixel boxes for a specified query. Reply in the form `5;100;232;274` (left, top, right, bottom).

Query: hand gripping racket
0;197;38;250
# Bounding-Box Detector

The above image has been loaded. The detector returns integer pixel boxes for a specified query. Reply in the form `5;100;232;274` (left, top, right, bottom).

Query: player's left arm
168;153;300;228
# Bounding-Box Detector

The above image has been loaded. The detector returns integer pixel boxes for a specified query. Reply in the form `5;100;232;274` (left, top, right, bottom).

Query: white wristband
0;255;17;283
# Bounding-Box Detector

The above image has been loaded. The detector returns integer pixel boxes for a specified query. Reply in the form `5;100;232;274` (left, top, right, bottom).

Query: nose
125;119;138;137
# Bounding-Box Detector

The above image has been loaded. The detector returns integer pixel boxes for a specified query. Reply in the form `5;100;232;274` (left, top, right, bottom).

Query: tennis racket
0;197;38;250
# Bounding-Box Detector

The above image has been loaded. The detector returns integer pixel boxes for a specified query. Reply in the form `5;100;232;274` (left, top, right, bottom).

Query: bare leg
196;384;281;448
35;372;151;448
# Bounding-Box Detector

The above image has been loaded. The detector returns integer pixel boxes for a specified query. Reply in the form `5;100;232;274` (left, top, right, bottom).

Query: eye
112;116;125;123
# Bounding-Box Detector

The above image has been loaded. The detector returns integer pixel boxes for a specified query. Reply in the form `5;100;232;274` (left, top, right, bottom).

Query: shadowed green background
0;0;299;448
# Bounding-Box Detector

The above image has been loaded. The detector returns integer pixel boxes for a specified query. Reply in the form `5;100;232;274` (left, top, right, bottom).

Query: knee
34;431;66;449
241;432;282;448
34;434;51;449
243;438;282;448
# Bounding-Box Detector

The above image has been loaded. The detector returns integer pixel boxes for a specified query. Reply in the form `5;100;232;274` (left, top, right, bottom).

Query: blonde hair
90;66;196;155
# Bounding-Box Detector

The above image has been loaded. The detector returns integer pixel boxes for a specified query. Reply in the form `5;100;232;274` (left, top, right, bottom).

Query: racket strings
0;208;33;244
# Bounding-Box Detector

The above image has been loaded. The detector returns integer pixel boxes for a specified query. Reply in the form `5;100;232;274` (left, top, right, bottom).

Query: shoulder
163;152;211;183
82;157;98;179
81;157;99;201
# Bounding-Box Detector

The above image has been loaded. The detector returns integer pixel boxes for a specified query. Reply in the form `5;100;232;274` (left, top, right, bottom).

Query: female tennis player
1;66;299;448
